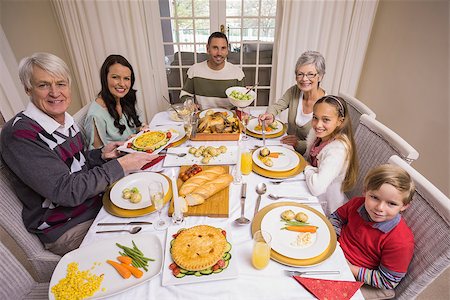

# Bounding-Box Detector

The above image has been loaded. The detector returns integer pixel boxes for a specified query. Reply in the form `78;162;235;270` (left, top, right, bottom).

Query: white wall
357;0;449;196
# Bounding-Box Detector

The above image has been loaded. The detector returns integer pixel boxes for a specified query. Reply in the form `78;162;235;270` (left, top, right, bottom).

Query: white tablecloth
80;111;364;300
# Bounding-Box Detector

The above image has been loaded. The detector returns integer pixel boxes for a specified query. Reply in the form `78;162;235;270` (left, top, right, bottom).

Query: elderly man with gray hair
0;52;157;255
259;51;326;154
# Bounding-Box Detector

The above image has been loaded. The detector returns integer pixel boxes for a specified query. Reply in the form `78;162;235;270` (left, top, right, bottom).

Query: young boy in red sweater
329;164;415;289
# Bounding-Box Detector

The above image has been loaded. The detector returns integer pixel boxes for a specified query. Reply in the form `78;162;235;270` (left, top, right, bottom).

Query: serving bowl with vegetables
225;86;256;108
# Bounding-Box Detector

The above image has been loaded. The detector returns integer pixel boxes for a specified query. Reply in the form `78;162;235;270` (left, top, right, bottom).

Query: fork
285;270;340;277
270;178;305;185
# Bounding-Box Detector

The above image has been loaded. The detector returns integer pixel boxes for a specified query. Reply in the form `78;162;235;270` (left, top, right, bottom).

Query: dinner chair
388;155;450;299
73;103;90;145
346;115;419;200
0;240;49;299
338;91;376;134
0;148;60;282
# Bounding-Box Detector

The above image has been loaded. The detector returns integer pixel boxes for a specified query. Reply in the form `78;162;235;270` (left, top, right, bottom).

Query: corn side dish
51;262;104;300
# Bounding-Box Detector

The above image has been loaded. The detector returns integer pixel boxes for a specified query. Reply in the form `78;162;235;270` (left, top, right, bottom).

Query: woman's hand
258;113;275;125
117;153;159;173
101;141;124;160
280;135;298;148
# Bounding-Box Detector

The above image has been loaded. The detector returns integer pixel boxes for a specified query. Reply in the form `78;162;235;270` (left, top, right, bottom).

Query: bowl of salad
226;86;256;108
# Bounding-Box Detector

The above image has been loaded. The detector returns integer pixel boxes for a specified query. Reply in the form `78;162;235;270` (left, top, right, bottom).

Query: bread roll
179;166;226;196
185;174;233;206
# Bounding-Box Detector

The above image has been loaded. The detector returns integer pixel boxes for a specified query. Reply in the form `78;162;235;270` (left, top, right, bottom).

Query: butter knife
98;221;152;226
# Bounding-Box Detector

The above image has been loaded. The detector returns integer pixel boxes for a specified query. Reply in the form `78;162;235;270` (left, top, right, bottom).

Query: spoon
268;194;310;201
244;82;259;94
162;95;182;114
235;183;250;225
254;182;267;217
95;226;142;234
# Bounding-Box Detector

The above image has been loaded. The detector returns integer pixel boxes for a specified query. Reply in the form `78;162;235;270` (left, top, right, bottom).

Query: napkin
141;155;165;170
293;276;363;300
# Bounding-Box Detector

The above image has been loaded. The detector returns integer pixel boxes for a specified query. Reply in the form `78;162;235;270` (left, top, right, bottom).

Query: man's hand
117;153;159;173
258;113;275;125
101;141;124;160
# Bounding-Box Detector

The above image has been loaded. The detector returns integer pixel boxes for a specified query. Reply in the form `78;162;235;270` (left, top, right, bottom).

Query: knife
98;221;152;226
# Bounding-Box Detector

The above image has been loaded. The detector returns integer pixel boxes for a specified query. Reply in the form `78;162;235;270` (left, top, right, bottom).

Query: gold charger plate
252;151;306;179
251;202;337;267
168;134;187;148
245;122;287;139
102;173;173;218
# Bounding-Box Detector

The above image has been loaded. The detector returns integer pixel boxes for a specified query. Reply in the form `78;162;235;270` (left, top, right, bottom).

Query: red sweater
335;197;414;273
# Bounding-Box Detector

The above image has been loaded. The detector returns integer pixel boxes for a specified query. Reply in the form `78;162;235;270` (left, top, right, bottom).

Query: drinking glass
149;182;168;230
239;107;250;141
233;141;243;184
184;114;198;139
252;230;272;269
240;144;252;175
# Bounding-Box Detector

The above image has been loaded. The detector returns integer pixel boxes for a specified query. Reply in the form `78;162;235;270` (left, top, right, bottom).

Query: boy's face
364;183;409;223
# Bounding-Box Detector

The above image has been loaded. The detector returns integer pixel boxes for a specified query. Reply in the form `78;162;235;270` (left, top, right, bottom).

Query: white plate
49;234;163;299
163;146;238;167
246;118;283;135
161;226;238;286
149;124;185;144
110;172;169;210
252;146;299;172
261;206;330;260
117;129;179;154
198;108;233;119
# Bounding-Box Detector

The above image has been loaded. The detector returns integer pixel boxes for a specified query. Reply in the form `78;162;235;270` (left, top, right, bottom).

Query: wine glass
149;182;168;230
240;107;250;141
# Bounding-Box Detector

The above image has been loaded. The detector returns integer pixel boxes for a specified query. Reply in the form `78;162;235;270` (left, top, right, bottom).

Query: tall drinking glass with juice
240;150;252;175
252;230;272;269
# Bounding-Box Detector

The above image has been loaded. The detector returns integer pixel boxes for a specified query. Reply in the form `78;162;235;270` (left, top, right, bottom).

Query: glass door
159;0;277;106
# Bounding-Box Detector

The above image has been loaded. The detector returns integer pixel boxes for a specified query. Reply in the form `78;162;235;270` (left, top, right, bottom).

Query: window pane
257;89;270;106
259;44;273;64
182;67;189;82
159;0;171;18
258;67;271;86
226;18;241;42
243;67;256;85
243;0;259;16
228;44;240;64
167;68;181;88
243;19;259;40
261;0;277;17
195;19;210;43
161;20;174;43
194;0;209;17
179;44;195;56
226;0;241;16
178;19;194;43
175;0;193;17
164;45;176;65
196;44;207;54
260;18;276;42
169;90;181;103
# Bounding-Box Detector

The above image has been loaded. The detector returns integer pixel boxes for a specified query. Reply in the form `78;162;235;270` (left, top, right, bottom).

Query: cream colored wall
357;0;449;196
0;0;82;115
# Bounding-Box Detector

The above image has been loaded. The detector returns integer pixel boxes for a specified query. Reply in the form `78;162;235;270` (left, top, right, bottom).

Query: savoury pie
171;225;227;271
132;131;168;151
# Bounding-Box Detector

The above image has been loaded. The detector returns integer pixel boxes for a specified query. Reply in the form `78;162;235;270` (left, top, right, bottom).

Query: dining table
77;108;364;300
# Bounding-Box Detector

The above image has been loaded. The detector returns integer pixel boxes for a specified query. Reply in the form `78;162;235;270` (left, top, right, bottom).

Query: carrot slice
121;263;144;278
268;152;281;158
117;256;132;265
284;225;318;233
107;259;131;279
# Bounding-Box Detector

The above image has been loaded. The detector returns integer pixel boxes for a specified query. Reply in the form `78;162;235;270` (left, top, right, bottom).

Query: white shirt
23;102;75;136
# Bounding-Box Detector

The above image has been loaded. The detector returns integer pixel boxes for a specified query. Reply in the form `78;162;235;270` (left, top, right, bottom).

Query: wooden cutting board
168;165;230;218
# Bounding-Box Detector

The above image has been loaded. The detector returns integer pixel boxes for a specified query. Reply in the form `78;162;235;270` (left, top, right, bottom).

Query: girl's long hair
314;95;358;192
98;54;142;134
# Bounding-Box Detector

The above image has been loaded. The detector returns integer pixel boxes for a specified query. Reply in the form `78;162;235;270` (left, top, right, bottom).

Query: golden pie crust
171;225;227;271
132;131;168;151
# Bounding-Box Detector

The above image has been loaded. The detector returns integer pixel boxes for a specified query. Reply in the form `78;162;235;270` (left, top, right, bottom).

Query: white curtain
51;0;168;123
0;26;28;122
270;0;378;102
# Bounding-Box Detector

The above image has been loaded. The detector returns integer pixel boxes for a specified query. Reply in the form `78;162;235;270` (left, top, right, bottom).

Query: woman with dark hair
84;54;144;149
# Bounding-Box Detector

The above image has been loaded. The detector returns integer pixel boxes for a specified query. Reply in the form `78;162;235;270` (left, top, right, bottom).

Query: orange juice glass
252;230;272;269
240;151;252;175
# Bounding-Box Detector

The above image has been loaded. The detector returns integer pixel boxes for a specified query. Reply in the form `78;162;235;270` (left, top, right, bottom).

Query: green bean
116;241;154;272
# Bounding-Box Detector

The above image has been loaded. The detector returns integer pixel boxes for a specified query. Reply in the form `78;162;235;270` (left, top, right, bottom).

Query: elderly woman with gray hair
259;51;326;154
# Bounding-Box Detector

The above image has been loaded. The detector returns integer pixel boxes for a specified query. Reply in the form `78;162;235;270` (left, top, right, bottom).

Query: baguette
179;166;227;196
185;174;233;206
